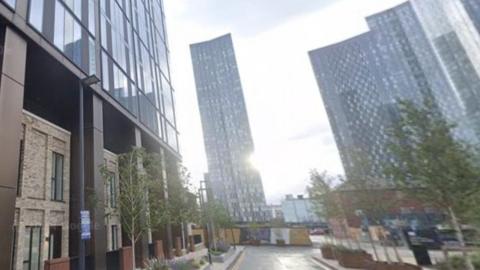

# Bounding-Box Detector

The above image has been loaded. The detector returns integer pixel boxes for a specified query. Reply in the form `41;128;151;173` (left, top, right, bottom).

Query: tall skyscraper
412;0;480;140
190;34;268;222
309;1;478;181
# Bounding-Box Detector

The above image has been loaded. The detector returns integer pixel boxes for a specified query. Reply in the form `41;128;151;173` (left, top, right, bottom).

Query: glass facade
99;0;177;150
309;1;480;183
3;0;14;9
22;0;178;152
412;0;480;141
191;34;268;222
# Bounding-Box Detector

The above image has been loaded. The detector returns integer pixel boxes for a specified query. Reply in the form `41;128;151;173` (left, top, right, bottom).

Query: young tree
102;148;151;269
101;148;168;270
307;170;353;248
386;99;480;270
341;155;394;263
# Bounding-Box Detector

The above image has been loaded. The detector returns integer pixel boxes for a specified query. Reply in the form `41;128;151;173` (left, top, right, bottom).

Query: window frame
51;152;65;202
23;226;42;270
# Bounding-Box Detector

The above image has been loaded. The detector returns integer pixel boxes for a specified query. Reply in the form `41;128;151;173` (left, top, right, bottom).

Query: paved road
235;246;325;270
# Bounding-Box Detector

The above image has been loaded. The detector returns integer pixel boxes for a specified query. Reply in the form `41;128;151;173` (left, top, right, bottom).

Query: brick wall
104;150;122;252
13;111;71;270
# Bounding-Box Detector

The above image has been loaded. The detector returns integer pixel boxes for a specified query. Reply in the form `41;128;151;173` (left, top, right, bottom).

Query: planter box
44;257;70;270
211;248;234;263
276;240;286;246
366;261;421;270
337;250;373;269
321;246;336;260
251;240;261;246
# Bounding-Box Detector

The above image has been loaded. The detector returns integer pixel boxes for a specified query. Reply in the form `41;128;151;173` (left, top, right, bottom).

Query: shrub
435;254;480;270
145;258;169;270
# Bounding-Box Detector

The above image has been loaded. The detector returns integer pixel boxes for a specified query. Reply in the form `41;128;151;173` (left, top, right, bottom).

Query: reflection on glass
28;0;44;32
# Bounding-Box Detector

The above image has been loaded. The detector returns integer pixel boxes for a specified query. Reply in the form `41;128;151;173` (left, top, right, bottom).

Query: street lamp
78;75;100;270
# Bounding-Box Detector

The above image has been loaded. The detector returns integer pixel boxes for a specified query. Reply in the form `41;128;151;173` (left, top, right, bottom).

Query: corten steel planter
337;250;373;269
251;239;261;246
320;246;336;260
366;261;421;270
44;257;70;270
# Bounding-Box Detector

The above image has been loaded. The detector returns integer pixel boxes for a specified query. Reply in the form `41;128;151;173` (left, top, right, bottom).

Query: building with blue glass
309;1;480;182
190;34;268;223
0;0;179;269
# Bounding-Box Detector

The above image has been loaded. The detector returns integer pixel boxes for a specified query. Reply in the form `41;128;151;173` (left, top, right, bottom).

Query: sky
164;0;407;204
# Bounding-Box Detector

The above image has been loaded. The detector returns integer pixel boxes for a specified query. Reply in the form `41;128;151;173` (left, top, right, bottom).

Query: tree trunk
448;207;474;270
131;233;136;270
393;244;403;264
231;227;237;249
366;227;380;261
381;239;392;263
181;222;186;251
442;247;453;270
342;219;353;249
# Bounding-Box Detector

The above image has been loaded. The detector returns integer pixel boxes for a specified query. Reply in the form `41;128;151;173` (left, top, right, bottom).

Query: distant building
267;205;284;221
190;34;268;223
281;195;322;225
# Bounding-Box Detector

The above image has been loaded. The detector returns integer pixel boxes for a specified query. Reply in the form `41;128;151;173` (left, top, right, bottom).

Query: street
235;246;324;270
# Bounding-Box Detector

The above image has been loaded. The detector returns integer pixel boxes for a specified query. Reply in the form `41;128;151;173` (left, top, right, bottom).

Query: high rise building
0;0;179;269
412;0;480;140
190;34;268;223
309;1;478;182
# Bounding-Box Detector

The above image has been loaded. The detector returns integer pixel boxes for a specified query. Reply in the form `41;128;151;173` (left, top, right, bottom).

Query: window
4;0;15;9
28;0;44;32
48;226;62;260
62;0;81;18
51;152;64;201
17;137;24;196
23;226;42;270
109;173;117;208
54;1;85;69
111;225;119;250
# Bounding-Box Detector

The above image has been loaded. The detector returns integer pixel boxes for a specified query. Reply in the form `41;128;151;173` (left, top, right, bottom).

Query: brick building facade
13;111;71;270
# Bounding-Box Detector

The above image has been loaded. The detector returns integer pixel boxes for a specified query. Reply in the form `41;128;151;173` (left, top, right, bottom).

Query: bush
435;254;480;270
145;258;169;270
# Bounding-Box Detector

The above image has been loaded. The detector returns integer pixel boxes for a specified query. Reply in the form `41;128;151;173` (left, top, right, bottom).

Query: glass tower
190;34;268;222
309;1;478;182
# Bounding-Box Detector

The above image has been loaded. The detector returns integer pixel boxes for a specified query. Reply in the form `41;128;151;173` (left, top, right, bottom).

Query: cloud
178;0;336;35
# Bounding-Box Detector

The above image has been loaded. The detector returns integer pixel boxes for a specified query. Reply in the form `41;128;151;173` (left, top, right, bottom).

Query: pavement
234;246;325;270
310;236;456;269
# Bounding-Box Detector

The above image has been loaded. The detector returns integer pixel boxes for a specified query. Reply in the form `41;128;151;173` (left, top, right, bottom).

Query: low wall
220;227;312;246
44;258;70;270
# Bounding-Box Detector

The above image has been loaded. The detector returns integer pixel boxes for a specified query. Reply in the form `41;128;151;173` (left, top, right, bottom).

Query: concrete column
84;92;107;270
0;26;27;270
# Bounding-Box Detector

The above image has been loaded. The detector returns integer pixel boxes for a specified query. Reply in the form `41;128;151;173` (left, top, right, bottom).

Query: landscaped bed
320;244;373;269
145;258;208;270
434;254;480;270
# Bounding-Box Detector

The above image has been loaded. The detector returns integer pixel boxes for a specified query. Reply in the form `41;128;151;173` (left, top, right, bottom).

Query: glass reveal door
23;226;42;270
